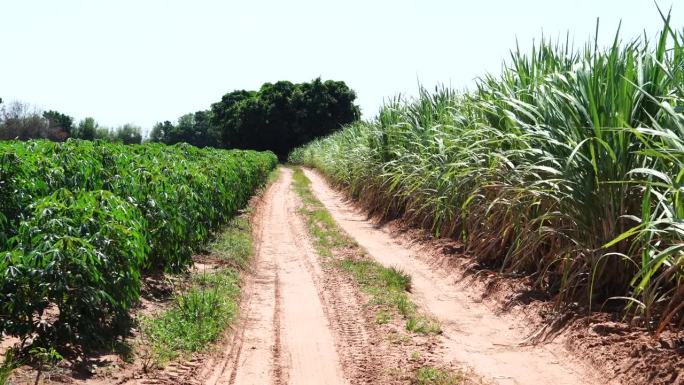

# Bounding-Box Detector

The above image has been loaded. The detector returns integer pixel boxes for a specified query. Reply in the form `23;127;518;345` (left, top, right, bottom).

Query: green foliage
28;347;63;369
291;167;439;334
210;216;254;270
0;139;277;351
0;348;20;385
290;15;684;328
141;270;240;366
415;367;464;385
141;201;261;366
152;78;360;160
93;126;113;141
151;112;220;148
150;120;173;143
112;124;143;144
42;110;74;139
28;346;64;385
72;117;98;140
1;190;146;346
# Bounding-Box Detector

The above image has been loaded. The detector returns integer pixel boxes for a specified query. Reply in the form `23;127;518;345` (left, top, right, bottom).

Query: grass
265;165;283;186
415;366;465;385
137;167;279;367
289;11;684;330
292;168;356;256
291;167;440;334
0;349;20;385
209;215;253;269
341;260;440;334
141;270;240;366
139;169;281;366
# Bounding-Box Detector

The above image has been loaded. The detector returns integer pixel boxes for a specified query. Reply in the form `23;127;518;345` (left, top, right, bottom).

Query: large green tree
210;90;255;148
212;78;360;159
150;111;220;148
113;124;142;144
152;78;360;159
150;120;174;143
73;117;98;140
43;110;74;140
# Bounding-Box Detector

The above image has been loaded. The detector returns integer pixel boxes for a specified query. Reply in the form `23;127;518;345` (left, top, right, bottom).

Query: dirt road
302;168;613;385
123;167;613;385
204;168;348;385
200;168;397;385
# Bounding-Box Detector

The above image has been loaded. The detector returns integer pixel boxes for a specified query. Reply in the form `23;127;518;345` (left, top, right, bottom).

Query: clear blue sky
0;1;680;132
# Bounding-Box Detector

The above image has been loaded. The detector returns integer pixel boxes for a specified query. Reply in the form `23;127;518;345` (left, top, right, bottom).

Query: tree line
0;78;360;156
0;98;143;144
151;78;360;159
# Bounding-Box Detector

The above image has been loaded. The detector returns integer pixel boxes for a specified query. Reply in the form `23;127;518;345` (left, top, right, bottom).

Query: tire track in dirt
211;172;282;385
302;168;616;385
112;168;399;385
230;166;405;385
284;180;388;385
211;167;349;385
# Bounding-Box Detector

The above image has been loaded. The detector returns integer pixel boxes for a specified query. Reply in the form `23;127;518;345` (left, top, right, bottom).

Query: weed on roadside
292;168;355;255
139;196;261;367
141;270;240;366
415;366;465;385
341;259;440;334
209;216;253;269
292;167;440;335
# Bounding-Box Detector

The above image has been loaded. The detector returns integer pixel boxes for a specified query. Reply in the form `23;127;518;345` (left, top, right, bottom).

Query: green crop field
290;18;684;331
6;2;683;385
0;140;277;348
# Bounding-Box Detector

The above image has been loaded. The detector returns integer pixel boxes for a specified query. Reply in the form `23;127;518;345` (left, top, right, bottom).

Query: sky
0;0;681;133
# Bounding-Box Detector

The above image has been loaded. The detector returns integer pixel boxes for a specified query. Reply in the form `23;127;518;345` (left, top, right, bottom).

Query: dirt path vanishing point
86;167;391;385
302;168;617;385
204;168;348;385
118;167;618;385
